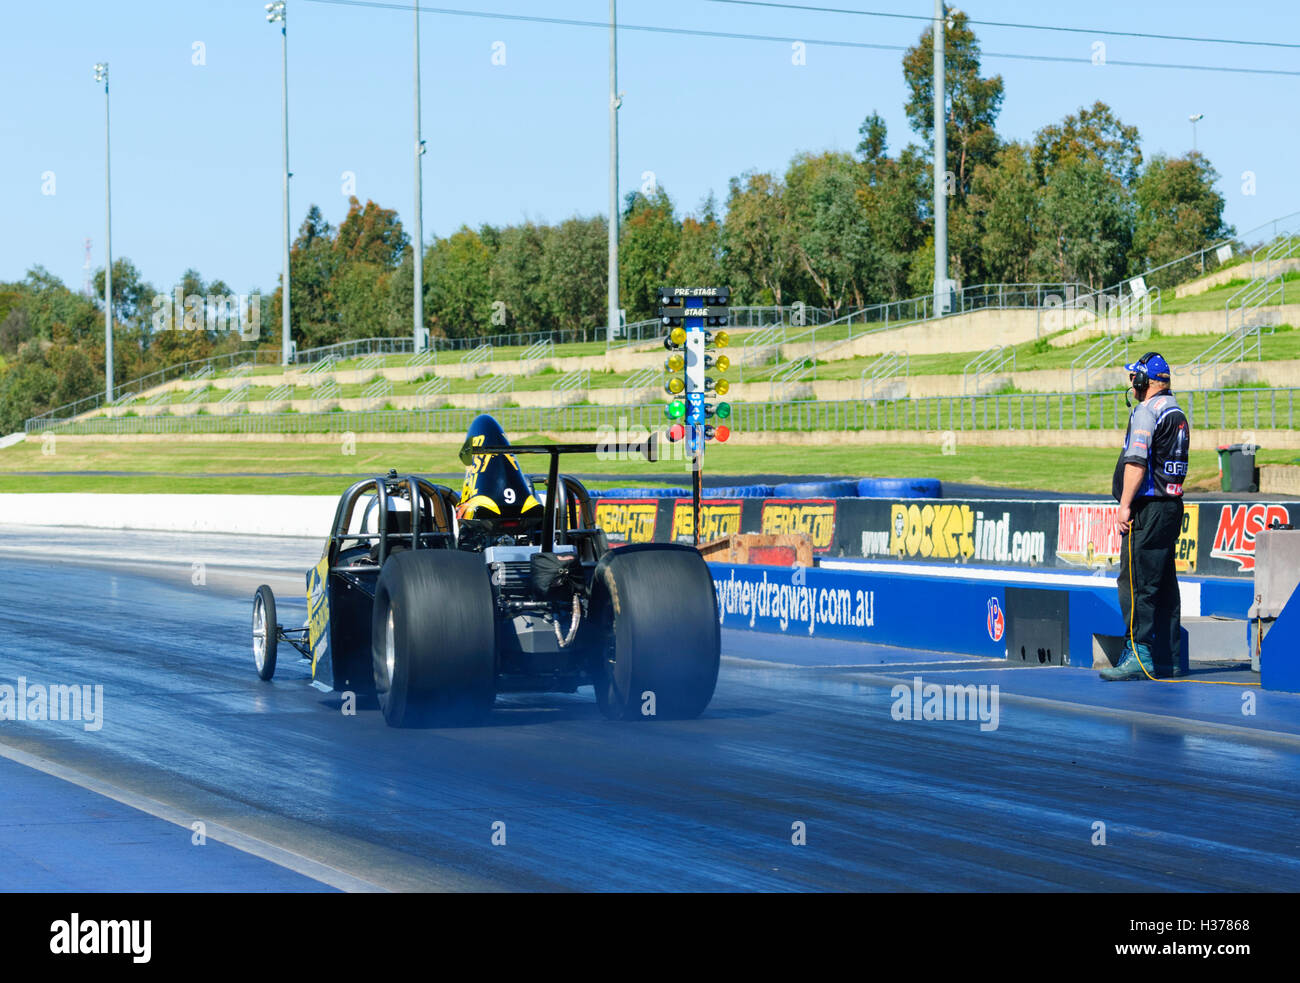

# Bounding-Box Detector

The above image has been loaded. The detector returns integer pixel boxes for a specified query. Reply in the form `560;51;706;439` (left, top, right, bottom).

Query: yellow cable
1125;513;1252;686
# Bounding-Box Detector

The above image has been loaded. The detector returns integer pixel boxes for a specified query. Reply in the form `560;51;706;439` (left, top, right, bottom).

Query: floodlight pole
932;0;948;318
413;1;425;353
93;63;113;404
266;2;291;365
607;0;620;345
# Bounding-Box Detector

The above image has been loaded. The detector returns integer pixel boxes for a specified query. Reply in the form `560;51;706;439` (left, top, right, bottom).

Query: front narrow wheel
252;584;278;681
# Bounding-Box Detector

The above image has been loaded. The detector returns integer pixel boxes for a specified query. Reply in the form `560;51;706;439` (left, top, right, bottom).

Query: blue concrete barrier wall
708;562;1007;658
708;561;1259;668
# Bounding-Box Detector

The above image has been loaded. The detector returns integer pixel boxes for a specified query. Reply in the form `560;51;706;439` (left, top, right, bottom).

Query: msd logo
1211;504;1290;571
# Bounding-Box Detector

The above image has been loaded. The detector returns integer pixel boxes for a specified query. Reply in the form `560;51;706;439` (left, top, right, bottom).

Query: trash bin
1218;443;1260;492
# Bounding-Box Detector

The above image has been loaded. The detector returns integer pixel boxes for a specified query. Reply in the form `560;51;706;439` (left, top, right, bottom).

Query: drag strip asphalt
1;526;1298;891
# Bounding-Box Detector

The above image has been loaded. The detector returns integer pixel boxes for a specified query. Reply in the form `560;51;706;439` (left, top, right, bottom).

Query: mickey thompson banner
591;495;1290;578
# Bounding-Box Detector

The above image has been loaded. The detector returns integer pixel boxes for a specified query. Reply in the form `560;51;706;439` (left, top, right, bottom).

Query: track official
1102;352;1190;681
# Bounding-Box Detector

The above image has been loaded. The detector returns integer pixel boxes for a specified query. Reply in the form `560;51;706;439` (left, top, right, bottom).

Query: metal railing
310;379;340;411
751;281;1093;385
738;325;786;382
621;366;661;396
602;318;663;352
23;346;278;427
305;355;338;375
477;374;513;396
218;383;250;405
290;327;603;368
1251;233;1300;280
520;337;554;366
551;369;591;406
416;375;449;405
962;345;1016;394
461;343;493;365
767;358;816;402
33;386;1299;437
860;352;909;400
30;210;1300;433
602;305;838;353
362;378;393;407
1226;272;1286;334
1071;334;1129;393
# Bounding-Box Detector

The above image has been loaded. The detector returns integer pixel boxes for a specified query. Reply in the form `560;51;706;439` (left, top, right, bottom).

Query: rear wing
462;434;660;552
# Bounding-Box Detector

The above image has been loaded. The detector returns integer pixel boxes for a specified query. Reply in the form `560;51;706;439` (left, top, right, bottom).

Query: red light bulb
715;425;730;442
667;423;686;442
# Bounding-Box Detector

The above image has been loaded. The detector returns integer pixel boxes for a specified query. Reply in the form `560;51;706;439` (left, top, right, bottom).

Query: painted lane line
0;740;388;894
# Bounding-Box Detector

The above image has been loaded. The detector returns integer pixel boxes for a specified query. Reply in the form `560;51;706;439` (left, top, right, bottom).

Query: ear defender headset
1125;351;1163;407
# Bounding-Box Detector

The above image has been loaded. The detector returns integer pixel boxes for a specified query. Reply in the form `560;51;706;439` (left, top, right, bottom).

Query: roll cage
326;469;460;574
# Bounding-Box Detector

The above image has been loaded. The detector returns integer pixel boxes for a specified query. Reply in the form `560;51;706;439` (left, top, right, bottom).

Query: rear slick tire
589;545;720;721
371;550;496;727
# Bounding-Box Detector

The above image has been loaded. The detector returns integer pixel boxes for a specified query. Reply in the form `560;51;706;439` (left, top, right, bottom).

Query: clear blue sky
1;0;1297;296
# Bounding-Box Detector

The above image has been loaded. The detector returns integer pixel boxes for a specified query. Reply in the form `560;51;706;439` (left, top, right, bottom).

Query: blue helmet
1124;351;1171;388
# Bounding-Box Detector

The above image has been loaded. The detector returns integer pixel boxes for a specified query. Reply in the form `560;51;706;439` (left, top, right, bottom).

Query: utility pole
93;63;113;403
932;0;948;317
607;0;621;345
266;2;291;364
413;1;425;353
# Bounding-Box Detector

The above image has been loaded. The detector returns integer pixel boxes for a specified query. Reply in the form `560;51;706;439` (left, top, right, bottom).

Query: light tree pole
266;1;291;364
413;1;425;353
93;62;113;402
607;0;621;344
932;0;948;316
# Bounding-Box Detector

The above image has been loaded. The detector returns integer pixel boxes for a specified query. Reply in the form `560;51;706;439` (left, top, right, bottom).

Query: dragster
249;414;721;726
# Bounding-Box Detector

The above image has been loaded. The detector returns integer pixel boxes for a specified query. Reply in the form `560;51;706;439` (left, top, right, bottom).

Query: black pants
1117;497;1183;664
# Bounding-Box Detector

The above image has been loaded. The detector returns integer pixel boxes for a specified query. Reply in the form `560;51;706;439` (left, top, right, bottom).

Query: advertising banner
1056;502;1200;573
594;492;1294;578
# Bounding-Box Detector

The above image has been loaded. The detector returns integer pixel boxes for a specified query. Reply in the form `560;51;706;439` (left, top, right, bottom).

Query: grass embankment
2;438;1295;496
112;325;1300;412
1159;271;1300;314
794;325;1299;384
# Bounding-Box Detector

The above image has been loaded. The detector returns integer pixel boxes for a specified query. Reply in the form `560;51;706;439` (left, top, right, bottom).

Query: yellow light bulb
669;326;686;346
714;378;730;395
667;377;685;394
714;354;730;372
667;353;685;372
714;330;730;348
